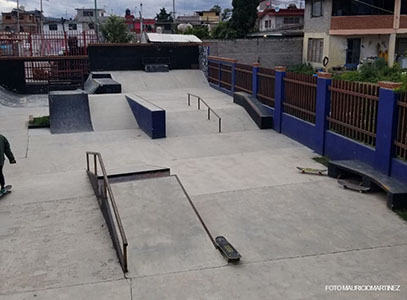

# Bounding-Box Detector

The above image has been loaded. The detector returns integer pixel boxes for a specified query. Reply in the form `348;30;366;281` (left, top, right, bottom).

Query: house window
5;16;11;20
68;23;77;30
284;17;300;24
49;24;58;31
308;38;324;63
311;0;323;17
88;23;95;30
83;11;94;17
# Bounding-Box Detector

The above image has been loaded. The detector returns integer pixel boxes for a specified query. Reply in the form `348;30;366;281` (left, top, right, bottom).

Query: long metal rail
187;93;222;133
86;151;128;273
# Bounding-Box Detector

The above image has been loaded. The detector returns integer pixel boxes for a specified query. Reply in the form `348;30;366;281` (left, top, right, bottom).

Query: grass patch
395;209;407;222
313;156;330;167
287;63;316;75
29;116;50;128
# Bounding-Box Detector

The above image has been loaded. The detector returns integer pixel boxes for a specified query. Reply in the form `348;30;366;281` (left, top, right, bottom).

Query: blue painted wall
126;96;166;139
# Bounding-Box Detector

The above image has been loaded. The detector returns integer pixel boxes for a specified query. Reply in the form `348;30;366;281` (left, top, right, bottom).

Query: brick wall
206;38;303;68
330;16;393;30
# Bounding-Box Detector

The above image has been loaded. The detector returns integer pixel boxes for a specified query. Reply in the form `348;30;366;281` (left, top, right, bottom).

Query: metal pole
94;0;99;42
219;119;222;133
188;94;190;106
173;0;176;21
40;0;43;34
208;108;211;120
198;98;201;110
139;3;143;37
17;0;20;33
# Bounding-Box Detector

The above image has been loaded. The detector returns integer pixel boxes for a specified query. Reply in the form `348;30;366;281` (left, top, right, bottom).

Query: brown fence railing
22;56;89;84
220;63;232;91
208;61;220;85
395;93;407;160
283;72;317;123
235;63;252;94
257;67;276;107
0;31;97;57
328;80;379;147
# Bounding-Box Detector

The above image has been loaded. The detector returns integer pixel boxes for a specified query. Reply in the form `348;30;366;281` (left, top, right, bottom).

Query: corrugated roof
146;33;202;43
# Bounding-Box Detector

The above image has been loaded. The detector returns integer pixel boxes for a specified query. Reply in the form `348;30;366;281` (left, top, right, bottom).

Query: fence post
274;66;286;133
28;33;33;56
231;61;236;94
315;72;332;155
83;31;87;55
252;63;260;98
374;81;402;175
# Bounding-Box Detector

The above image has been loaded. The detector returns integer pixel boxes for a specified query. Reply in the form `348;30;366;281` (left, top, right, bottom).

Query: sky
0;0;300;19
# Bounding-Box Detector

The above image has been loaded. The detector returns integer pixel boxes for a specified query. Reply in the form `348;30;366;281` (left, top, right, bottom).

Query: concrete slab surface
111;176;225;278
0;69;406;299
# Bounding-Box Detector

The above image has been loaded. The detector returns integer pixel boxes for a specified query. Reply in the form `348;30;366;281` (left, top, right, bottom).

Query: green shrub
31;116;50;127
286;63;315;75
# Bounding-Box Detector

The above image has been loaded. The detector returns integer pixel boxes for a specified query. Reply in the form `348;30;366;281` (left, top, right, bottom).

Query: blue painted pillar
274;66;286;133
374;82;401;175
315;72;332;155
252;63;260;98
231;61;236;94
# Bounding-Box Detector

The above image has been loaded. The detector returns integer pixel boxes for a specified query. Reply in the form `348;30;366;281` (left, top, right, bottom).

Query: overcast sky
0;0;299;18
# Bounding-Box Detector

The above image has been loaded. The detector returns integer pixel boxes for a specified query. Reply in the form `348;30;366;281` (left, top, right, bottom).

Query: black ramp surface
49;90;94;134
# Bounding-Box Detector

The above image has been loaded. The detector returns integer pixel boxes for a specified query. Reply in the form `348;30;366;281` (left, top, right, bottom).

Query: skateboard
0;185;12;198
297;167;327;176
337;180;371;193
215;236;241;263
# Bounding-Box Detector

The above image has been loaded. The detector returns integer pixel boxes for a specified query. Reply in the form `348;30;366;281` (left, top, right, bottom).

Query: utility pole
173;0;176;21
139;3;143;41
94;0;99;41
40;0;43;34
17;0;20;33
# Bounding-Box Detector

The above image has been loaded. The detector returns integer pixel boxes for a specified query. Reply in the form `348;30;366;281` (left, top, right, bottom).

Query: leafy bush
184;26;210;40
287;63;315;75
211;22;239;40
336;59;407;85
101;16;132;43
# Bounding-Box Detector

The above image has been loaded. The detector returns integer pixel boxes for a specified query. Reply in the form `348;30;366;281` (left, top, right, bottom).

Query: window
88;23;95;30
308;38;324;63
311;0;323;17
68;23;77;30
83;11;94;17
49;24;58;31
5;16;11;20
284;17;300;24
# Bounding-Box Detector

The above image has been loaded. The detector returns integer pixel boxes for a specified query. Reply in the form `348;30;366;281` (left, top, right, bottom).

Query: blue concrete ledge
281;113;317;151
209;83;234;96
126;94;166;139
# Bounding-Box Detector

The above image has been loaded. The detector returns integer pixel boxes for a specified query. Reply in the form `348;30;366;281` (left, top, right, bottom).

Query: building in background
43;17;83;33
1;8;43;33
124;9;155;33
75;8;107;31
303;0;407;69
257;6;304;35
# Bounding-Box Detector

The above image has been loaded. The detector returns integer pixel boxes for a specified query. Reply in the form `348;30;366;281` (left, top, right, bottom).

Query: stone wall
205;38;303;68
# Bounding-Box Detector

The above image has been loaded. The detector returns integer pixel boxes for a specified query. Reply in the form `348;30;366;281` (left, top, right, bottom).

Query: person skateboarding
0;134;16;196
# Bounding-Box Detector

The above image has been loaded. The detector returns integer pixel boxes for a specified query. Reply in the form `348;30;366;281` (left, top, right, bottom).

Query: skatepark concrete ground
0;70;406;299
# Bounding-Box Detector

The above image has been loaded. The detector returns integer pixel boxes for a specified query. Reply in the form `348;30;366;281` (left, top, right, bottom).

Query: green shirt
0;134;15;166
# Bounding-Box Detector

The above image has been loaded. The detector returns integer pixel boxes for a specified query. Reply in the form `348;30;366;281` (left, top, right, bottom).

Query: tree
210;5;222;14
211;22;239;40
230;0;260;37
184;26;210;40
101;16;132;43
155;7;173;22
222;8;233;21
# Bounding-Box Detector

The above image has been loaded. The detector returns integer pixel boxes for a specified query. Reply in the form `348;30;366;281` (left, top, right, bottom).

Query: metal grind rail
187;93;222;133
86;152;128;273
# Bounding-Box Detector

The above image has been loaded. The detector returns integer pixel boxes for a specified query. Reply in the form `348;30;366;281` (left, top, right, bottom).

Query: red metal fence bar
22;56;89;84
208;61;220;85
328;80;379;147
283;72;317;123
235;63;252;94
257;67;276;107
395;93;407;160
0;31;97;57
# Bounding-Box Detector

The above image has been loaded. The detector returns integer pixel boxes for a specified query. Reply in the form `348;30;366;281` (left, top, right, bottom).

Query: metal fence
0;31;97;57
220;63;233;91
283;72;317;123
395;93;407;160
23;56;89;84
328;80;379;147
208;61;220;86
257;67;276;107
235;63;252;94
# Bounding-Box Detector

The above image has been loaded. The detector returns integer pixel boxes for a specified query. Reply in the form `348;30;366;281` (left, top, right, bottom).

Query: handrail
187;93;222;133
86;151;128;273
